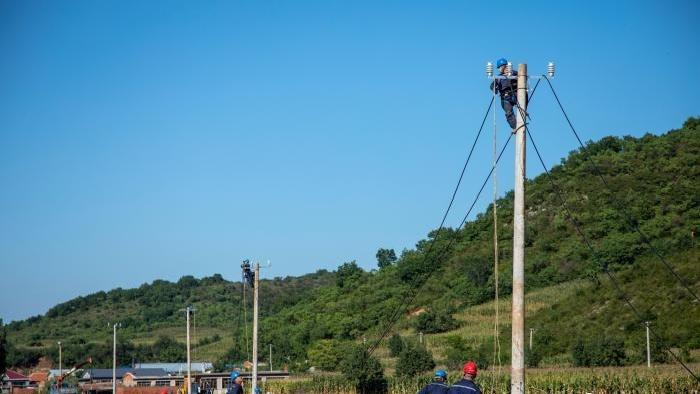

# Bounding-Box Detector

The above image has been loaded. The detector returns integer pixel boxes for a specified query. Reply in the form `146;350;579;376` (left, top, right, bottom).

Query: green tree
336;261;363;288
307;339;344;371
414;309;458;334
395;342;435;377
387;334;404;357
0;320;7;378
376;249;397;269
339;345;387;394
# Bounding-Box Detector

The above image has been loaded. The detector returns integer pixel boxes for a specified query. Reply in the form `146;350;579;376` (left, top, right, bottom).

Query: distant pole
645;321;651;368
419;332;423;345
529;328;534;351
112;323;119;394
252;262;260;393
58;341;62;377
269;344;273;372
186;306;192;394
511;63;527;394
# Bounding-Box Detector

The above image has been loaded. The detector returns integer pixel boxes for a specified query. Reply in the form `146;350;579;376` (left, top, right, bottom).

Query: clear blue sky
1;0;698;322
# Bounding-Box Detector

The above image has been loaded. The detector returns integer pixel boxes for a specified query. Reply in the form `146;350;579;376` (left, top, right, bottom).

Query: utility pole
645;321;651;368
511;63;528;394
251;262;260;393
186;306;193;394
269;344;273;372
58;341;62;378
529;328;534;351
419;332;423;345
111;323;120;394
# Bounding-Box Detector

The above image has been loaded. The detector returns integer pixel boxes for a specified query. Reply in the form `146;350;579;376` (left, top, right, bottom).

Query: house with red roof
1;370;31;392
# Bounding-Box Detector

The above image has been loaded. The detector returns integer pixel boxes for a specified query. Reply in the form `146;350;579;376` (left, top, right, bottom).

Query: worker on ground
227;372;244;394
489;57;518;132
418;369;449;394
447;361;481;394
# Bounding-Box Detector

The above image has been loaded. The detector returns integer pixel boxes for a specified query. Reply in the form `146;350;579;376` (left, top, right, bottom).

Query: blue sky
1;0;698;322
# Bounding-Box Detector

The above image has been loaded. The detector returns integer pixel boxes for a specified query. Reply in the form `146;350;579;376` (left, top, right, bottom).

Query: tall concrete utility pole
646;321;651;368
511;63;528;394
186;306;192;394
252;262;260;393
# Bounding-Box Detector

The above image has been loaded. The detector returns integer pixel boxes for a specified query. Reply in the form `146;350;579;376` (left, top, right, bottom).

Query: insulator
505;62;513;76
486;62;493;77
547;62;555;77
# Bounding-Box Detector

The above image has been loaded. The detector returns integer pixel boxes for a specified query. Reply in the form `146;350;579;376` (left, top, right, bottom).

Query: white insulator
547;61;555;77
505;62;513;76
486;62;493;77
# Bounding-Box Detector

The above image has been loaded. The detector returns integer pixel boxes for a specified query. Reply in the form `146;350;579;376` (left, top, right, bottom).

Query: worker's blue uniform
490;71;519;129
446;378;481;394
418;381;449;394
227;383;243;394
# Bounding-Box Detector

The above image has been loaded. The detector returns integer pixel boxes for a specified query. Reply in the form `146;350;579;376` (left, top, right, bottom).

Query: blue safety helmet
496;58;508;68
230;371;239;381
434;369;447;379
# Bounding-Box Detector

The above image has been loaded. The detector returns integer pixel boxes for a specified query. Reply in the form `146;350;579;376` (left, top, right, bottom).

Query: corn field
260;365;700;393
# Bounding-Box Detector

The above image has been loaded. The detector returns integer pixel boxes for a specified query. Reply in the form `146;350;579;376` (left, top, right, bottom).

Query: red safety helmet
463;361;478;377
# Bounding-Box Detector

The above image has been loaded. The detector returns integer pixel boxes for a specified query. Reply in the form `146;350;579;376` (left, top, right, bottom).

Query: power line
525;126;699;381
542;76;700;304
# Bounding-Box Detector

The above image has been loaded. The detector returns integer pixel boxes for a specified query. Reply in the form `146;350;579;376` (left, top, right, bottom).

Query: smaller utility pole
645;321;651;368
529;328;534;351
252;262;260;394
187;306;191;394
111;323;121;394
269;344;273;372
58;341;62;377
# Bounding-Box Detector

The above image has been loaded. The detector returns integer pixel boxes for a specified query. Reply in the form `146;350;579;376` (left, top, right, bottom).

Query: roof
5;370;29;381
82;368;133;380
29;372;49;383
124;369;169;378
133;363;213;374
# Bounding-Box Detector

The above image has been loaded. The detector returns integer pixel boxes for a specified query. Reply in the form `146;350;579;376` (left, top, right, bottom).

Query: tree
414;309;458;334
395;342;435;377
214;345;245;372
387;334;404;357
376;249;397;269
0;320;6;378
339;345;387;394
307;339;344;371
336;261;364;288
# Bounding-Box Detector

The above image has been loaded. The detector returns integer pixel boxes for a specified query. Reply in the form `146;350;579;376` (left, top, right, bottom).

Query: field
262;364;700;393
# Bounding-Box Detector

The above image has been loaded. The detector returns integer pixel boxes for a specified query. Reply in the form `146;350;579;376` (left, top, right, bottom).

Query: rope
541;76;700;304
525;125;699;381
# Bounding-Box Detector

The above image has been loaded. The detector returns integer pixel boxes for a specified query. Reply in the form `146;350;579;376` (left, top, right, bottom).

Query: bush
395;343;434;377
414;309;458;334
339;345;387;393
388;334;404;358
572;336;626;367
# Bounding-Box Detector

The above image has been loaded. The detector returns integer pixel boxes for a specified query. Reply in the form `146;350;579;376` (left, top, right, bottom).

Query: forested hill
4;118;699;372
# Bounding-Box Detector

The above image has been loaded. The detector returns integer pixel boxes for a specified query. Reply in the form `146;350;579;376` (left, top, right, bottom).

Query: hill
3;118;699;373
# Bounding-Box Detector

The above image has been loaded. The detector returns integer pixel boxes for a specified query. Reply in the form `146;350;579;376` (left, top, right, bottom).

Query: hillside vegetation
4;118;699;374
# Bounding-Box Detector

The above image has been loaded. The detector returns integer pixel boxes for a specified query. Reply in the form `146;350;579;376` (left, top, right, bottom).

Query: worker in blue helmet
489;57;519;131
418;369;449;394
227;371;244;394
